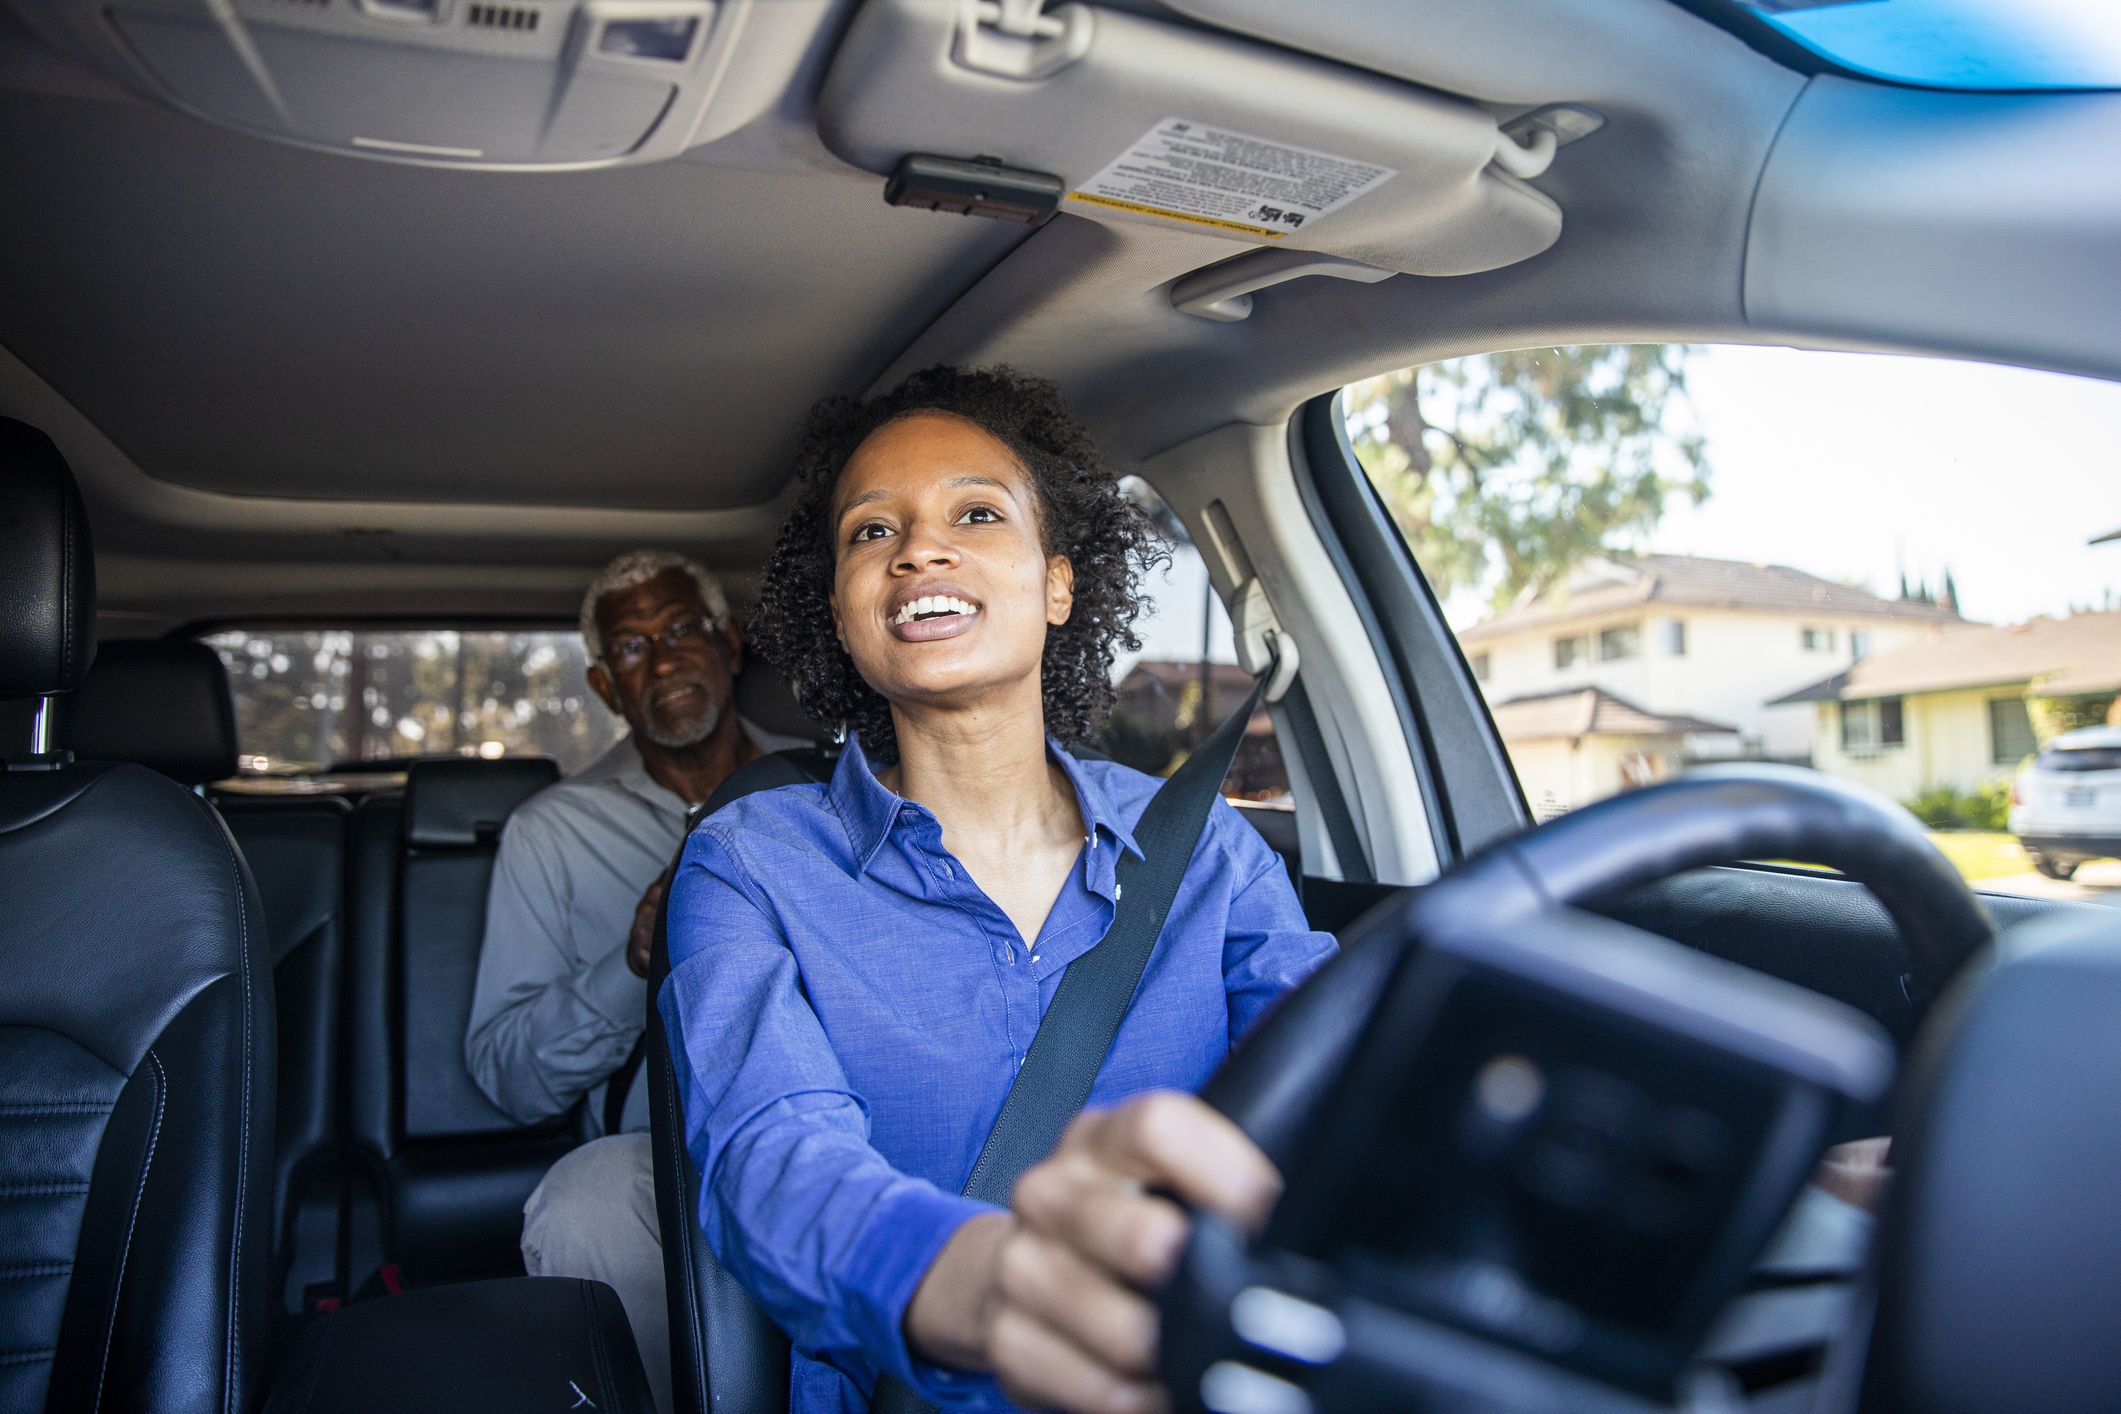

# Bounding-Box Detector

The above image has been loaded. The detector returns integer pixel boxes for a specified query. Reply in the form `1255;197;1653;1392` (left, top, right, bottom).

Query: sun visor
815;1;1563;278
7;0;827;170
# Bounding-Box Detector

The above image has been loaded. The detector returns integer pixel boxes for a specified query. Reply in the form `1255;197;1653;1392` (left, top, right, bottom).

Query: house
1460;553;1963;808
1772;609;2121;800
1489;687;1736;821
1106;659;1287;799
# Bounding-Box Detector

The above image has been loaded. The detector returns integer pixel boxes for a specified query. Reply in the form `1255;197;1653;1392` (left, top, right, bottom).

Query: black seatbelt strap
873;660;1274;1414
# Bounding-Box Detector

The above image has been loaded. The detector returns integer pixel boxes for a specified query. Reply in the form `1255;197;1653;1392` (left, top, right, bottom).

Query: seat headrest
66;639;240;785
0;418;96;697
734;661;830;744
404;756;560;848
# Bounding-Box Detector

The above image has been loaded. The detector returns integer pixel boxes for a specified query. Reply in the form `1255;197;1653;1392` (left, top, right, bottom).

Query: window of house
1340;342;2121;901
204;627;627;778
1470;652;1491;683
1598;624;1642;661
1839;697;1906;753
1989;697;2038;766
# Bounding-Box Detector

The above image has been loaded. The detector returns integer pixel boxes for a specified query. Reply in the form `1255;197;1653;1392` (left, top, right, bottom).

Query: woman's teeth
893;595;980;626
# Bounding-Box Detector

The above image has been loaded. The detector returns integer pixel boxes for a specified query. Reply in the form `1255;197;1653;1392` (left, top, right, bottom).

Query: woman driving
659;365;1337;1413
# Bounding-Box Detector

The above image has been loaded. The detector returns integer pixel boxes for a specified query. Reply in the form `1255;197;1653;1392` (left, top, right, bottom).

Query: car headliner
0;0;2114;629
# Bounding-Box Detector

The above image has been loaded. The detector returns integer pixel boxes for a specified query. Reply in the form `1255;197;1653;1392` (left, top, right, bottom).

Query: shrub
1904;780;2011;832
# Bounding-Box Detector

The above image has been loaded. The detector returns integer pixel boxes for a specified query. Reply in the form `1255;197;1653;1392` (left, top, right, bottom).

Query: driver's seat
0;419;276;1413
647;748;837;1414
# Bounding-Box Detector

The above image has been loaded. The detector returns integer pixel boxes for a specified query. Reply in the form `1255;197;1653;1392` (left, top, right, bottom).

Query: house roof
1459;553;1965;645
1488;686;1738;743
1769;609;2121;705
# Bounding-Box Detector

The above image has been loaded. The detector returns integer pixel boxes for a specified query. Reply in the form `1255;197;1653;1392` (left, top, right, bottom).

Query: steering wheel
1167;764;1997;1411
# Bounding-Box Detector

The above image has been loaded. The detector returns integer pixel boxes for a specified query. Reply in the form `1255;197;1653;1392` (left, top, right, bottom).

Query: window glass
1092;480;1291;808
1989;697;2039;765
1599;624;1642;662
2037;743;2121;773
1343;344;2121;901
1712;0;2121;92
204;628;625;779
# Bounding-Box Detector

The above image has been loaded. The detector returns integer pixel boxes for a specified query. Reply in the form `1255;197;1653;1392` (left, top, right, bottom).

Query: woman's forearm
904;1211;1014;1370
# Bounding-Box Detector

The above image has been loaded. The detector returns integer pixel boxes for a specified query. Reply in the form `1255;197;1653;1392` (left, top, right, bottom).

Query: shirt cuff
839;1181;1001;1397
581;935;648;1028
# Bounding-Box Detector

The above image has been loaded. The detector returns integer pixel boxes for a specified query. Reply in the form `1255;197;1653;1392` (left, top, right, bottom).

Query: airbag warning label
1070;118;1395;239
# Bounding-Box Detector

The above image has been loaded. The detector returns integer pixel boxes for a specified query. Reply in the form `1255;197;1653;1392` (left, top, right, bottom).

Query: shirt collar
1050;740;1143;861
827;732;1143;875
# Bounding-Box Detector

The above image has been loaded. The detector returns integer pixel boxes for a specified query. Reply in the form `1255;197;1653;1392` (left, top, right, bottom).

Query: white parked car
2012;726;2121;880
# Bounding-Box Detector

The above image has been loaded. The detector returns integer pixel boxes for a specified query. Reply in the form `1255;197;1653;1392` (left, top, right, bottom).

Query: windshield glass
1714;0;2121;90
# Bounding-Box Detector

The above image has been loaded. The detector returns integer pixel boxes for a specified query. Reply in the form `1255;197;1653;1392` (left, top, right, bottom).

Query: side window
203;628;626;780
1343;344;2121;897
1092;481;1295;858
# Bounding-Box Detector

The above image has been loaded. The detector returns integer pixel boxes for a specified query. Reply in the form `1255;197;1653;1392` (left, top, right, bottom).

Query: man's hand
1815;1137;1891;1210
907;1092;1281;1414
626;870;672;978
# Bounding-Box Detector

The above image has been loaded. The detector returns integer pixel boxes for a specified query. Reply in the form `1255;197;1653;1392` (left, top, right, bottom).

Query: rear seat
64;639;351;1308
344;757;576;1285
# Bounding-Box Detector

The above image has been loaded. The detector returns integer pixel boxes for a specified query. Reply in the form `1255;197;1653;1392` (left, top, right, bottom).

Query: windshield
1712;0;2121;91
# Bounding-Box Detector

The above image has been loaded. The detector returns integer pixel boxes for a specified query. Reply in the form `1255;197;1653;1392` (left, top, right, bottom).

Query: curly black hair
748;365;1168;766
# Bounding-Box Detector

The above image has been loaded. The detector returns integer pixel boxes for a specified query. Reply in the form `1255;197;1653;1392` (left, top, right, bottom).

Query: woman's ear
829;591;846;648
1046;554;1075;626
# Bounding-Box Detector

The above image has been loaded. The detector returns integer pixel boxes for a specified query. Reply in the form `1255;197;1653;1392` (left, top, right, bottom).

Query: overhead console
5;0;830;169
816;0;1578;279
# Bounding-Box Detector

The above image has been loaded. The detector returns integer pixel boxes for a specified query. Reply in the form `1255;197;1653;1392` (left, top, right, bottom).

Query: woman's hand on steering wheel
908;1091;1280;1414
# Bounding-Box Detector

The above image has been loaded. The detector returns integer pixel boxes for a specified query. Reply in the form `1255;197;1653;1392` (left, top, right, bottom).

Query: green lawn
1925;831;2031;882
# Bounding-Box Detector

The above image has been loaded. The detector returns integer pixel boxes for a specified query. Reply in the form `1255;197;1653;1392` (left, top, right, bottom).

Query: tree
1343;345;1710;607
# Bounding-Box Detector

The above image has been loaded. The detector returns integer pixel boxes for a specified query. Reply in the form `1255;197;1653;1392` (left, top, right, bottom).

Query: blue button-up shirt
659;735;1337;1412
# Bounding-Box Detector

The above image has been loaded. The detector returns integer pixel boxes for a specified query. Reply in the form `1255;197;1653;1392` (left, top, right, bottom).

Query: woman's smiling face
829;411;1073;714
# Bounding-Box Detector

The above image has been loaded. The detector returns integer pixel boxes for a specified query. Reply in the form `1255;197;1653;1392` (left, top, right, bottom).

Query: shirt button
994;945;1012;965
1115;883;1124;900
937;862;953;880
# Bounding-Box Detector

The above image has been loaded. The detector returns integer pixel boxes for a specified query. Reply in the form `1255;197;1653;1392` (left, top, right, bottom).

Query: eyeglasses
601;617;719;671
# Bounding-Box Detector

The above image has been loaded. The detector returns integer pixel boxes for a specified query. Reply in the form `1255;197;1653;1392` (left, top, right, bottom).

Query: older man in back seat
467;548;796;1414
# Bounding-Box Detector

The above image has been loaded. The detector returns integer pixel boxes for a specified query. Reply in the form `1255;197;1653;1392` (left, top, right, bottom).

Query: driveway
1978;858;2121;907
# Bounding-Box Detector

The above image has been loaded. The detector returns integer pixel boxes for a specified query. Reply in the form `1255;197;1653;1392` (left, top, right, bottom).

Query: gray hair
579;549;732;662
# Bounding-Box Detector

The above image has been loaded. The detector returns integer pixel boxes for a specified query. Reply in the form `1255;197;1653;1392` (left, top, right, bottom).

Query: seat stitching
1;1348;60;1368
582;1280;617;1404
211;812;258;1414
91;1050;164;1414
60;480;74;684
658;1048;710;1411
0;1262;74;1281
0;1103;114;1116
0;1182;92;1197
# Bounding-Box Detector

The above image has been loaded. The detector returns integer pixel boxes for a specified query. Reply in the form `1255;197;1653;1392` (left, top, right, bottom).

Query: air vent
466;3;538;31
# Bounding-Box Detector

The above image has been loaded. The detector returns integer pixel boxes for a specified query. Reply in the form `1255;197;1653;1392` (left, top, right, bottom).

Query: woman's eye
959;504;1001;524
850;522;892;544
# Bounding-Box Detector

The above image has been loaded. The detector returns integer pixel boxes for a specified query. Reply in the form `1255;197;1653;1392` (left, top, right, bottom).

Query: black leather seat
66;637;352;1311
648;748;839;1414
344;756;574;1285
0;418;275;1413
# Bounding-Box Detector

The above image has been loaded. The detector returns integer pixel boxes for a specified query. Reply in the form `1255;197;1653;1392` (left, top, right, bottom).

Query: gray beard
641;696;724;751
